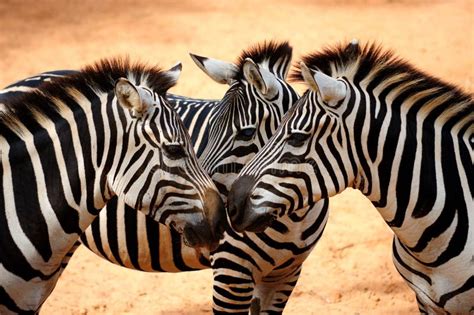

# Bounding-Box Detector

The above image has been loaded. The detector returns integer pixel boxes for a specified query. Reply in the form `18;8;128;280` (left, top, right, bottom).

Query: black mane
291;41;472;108
236;41;293;77
0;58;176;133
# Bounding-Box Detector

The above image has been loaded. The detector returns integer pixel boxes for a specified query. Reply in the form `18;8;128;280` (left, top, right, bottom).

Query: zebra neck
0;91;117;275
349;90;472;267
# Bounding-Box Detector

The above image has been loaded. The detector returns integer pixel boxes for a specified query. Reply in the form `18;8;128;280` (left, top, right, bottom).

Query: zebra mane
290;41;472;111
0;58;176;133
236;41;293;78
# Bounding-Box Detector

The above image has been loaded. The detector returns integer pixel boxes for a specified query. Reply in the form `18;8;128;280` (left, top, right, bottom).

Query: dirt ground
0;0;472;314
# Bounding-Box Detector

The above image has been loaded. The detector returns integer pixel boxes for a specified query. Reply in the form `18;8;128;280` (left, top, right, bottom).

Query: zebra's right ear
189;53;239;85
243;58;280;99
300;62;346;106
115;78;152;118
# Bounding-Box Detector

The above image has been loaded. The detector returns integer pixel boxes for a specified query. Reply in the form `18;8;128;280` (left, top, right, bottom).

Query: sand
0;0;472;314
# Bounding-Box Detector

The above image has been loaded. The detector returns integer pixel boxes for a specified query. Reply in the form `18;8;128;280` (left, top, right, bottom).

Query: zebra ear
243;58;279;99
164;62;182;88
344;39;360;58
189;53;239;85
300;62;346;106
115;78;152;118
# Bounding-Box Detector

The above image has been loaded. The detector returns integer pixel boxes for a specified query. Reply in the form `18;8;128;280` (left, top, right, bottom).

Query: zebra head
227;42;361;233
189;41;299;200
107;63;226;249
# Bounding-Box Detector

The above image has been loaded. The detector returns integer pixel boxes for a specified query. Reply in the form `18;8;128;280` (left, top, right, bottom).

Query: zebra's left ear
300;62;346;106
115;78;153;118
243;58;280;99
164;62;182;89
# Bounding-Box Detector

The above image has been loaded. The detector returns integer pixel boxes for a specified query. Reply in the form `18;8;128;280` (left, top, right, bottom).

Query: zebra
227;40;474;314
0;58;226;314
1;42;325;313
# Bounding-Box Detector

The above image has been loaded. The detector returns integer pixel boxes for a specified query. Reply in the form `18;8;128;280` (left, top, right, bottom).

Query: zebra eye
163;144;187;160
236;127;256;141
287;132;310;147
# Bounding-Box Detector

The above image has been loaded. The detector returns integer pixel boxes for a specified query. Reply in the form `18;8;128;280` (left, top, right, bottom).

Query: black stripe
90;214;107;260
0;287;35;314
144;211;162;271
39;119;82;235
123;202;141;270
438;276;474;307
9;138;52;262
392;239;432;285
105;199;125;266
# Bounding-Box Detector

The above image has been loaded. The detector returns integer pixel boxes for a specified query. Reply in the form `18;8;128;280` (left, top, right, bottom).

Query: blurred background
0;0;472;314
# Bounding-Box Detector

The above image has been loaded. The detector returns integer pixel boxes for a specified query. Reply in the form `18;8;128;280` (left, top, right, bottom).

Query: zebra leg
254;264;303;314
212;270;255;314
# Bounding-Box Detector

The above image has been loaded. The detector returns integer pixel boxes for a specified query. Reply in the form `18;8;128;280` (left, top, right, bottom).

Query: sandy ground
0;0;472;314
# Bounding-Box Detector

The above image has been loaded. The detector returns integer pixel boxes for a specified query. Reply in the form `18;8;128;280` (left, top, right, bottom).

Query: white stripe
0;86;35;94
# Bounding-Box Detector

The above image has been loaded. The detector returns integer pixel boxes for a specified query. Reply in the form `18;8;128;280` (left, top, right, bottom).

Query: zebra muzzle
227;174;275;233
179;189;227;251
182;220;221;251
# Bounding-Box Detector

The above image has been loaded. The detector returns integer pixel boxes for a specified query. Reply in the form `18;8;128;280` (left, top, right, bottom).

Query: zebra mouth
170;222;203;249
170;221;184;234
182;223;220;251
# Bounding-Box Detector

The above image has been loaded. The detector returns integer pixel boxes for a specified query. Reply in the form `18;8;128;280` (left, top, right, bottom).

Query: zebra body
228;41;474;314
1;73;219;272
0;59;225;313
1;42;328;313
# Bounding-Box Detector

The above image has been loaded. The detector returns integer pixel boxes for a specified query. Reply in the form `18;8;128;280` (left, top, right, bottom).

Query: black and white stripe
1;42;322;314
0;59;225;313
228;41;473;314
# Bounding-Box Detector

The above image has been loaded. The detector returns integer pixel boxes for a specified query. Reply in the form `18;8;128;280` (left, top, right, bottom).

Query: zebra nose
203;189;228;243
227;175;272;233
181;190;227;251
